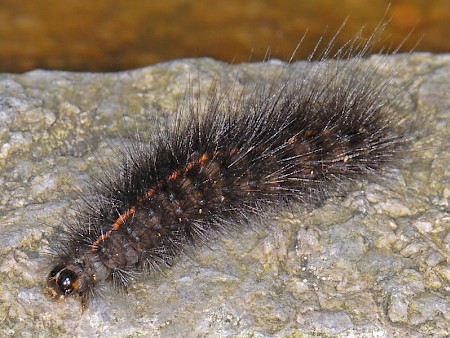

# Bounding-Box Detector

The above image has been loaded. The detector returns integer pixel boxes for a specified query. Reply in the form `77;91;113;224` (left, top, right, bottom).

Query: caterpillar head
47;263;88;311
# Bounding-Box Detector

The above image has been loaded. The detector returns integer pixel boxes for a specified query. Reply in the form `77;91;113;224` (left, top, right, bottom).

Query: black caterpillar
46;26;413;310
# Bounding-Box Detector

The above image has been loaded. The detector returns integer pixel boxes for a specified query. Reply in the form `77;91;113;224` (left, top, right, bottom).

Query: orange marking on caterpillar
288;135;298;145
230;148;239;156
112;207;136;230
199;153;209;162
144;188;157;200
89;151;229;250
168;171;180;180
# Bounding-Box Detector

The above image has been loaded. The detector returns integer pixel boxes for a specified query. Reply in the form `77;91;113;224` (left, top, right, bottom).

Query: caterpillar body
46;27;414;310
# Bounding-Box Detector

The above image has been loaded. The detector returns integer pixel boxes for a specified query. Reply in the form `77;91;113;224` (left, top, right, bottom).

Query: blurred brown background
0;0;448;73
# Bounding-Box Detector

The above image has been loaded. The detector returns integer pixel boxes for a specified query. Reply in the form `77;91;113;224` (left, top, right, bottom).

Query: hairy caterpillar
45;25;418;311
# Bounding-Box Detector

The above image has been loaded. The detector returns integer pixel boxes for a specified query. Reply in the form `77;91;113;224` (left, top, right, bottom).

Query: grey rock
0;54;449;337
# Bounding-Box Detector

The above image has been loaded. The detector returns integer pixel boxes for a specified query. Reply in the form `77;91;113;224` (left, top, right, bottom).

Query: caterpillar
45;25;417;311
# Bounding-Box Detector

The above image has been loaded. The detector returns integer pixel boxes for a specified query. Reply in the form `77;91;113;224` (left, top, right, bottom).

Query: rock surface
0;54;449;337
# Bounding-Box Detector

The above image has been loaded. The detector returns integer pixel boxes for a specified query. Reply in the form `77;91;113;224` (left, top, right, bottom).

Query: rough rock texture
0;54;449;337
